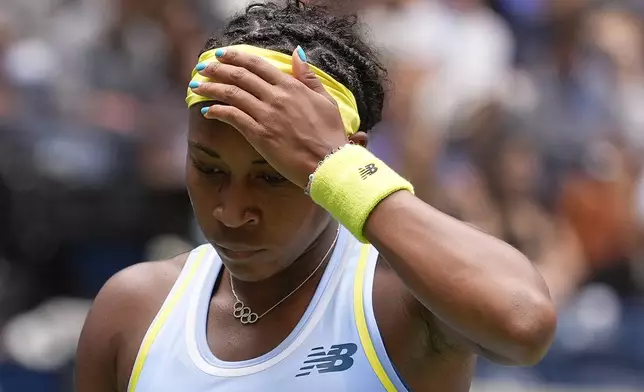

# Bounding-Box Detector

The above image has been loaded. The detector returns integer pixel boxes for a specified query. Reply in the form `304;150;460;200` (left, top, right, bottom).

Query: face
186;106;333;281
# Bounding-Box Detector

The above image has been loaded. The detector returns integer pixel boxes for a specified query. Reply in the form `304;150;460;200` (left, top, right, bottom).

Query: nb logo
295;343;358;377
359;163;378;179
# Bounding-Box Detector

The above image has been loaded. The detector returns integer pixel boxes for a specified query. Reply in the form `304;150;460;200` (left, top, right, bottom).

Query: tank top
127;227;409;392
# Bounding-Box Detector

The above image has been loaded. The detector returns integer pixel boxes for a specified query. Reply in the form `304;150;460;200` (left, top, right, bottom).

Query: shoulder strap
353;246;403;392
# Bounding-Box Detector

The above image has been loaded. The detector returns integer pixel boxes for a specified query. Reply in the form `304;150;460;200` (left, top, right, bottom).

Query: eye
190;158;224;177
259;173;287;185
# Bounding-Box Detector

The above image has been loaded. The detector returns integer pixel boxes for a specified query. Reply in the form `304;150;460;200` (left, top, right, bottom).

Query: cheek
261;192;321;227
259;192;329;245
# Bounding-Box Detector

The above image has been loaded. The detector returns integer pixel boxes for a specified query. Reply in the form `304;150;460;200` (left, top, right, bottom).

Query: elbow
503;289;558;366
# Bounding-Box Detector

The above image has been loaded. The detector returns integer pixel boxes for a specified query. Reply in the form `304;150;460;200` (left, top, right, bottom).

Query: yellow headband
186;45;360;135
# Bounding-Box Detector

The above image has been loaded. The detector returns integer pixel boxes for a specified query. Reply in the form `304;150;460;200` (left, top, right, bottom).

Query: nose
212;178;260;228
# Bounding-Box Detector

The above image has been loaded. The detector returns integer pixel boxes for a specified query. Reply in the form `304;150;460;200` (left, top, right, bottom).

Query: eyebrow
188;141;268;164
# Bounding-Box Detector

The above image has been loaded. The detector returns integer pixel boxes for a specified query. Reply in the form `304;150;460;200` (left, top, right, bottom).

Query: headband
186;45;361;135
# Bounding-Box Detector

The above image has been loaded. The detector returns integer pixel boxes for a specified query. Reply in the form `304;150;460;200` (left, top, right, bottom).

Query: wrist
304;143;353;195
308;144;414;243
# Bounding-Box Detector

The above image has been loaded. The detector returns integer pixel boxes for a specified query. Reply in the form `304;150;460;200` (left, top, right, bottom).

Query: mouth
215;245;265;261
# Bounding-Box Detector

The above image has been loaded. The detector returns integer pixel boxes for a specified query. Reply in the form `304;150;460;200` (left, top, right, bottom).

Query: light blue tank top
127;227;409;392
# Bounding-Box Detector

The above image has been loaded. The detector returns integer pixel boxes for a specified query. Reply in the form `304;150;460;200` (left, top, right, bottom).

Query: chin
216;246;297;282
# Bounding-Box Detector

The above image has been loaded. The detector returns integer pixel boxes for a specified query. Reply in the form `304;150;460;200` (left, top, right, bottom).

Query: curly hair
202;0;386;133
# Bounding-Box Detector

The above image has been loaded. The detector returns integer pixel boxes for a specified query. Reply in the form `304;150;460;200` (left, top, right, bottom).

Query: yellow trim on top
353;245;398;392
128;247;208;392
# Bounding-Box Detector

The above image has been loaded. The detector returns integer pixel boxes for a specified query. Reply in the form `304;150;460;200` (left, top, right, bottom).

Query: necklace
230;226;340;325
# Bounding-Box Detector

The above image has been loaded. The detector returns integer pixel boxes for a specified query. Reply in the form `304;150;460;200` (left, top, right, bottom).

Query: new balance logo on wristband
295;343;358;377
359;163;378;179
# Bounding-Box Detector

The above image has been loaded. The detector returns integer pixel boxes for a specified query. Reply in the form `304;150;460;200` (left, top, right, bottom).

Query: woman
76;2;556;391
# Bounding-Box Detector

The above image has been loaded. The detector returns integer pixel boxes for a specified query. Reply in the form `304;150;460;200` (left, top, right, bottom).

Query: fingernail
189;81;201;89
215;49;226;58
201;106;210;116
296;46;307;62
195;62;207;71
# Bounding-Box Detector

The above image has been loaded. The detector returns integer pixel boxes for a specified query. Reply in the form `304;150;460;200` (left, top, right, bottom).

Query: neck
224;222;340;311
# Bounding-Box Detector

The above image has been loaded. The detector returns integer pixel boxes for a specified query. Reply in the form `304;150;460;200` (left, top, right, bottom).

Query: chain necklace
230;226;340;325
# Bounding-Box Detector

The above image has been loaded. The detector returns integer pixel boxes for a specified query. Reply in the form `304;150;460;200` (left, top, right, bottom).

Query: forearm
364;191;557;365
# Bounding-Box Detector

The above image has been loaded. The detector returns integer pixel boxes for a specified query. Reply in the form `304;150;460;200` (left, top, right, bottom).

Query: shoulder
76;252;190;392
91;254;187;333
105;255;187;304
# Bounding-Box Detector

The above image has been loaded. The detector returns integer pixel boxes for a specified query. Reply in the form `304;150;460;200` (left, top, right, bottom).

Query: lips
215;244;265;261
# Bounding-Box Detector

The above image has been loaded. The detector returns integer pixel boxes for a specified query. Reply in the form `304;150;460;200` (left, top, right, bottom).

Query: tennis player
76;2;556;391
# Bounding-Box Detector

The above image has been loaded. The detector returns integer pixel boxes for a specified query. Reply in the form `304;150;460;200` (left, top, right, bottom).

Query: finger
189;81;266;118
212;48;285;85
201;105;262;141
291;46;336;105
195;61;274;100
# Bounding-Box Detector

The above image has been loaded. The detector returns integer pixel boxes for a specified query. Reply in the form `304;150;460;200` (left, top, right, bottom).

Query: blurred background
0;0;643;391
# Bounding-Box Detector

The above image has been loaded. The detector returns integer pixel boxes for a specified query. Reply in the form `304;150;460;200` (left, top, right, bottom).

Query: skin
76;48;557;392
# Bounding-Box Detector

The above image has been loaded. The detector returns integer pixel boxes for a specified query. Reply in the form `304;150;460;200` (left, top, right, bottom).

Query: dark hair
202;0;386;133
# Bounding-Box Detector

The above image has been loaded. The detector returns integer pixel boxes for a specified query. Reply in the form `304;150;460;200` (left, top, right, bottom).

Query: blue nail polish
201;106;210;116
215;49;225;58
296;46;307;62
195;62;207;71
189;81;201;89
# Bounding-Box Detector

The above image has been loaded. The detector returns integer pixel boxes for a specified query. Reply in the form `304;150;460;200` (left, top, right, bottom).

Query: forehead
188;106;262;160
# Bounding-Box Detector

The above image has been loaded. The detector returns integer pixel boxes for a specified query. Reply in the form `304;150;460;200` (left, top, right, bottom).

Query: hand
190;48;349;189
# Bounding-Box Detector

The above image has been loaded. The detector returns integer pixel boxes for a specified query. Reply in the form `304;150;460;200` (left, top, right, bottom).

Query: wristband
309;144;414;243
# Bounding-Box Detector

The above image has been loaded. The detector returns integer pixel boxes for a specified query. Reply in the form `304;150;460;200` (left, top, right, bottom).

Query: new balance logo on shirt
296;343;358;377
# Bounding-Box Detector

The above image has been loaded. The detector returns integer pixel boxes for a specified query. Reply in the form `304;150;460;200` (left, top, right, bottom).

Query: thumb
292;46;336;105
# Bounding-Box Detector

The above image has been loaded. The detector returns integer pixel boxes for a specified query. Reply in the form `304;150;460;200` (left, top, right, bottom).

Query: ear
349;131;368;148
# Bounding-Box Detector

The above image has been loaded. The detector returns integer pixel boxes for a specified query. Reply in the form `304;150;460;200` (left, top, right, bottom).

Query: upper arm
420;292;554;366
383;260;533;365
75;259;183;392
75;271;128;392
428;314;521;365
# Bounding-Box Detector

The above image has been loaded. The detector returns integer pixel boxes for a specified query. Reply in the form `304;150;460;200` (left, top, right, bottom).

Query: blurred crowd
1;0;644;391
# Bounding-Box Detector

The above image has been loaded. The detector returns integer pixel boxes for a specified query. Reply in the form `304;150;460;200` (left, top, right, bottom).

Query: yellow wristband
309;144;414;243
